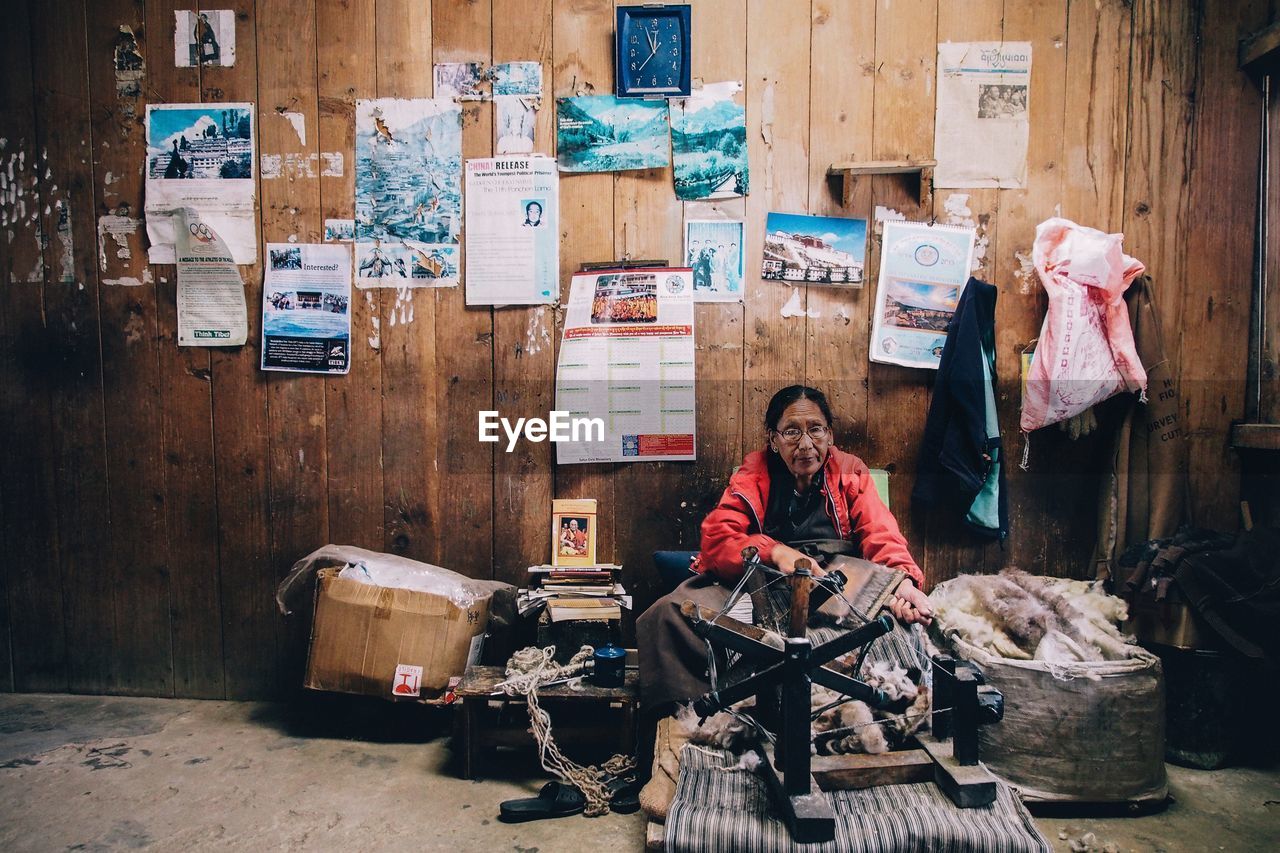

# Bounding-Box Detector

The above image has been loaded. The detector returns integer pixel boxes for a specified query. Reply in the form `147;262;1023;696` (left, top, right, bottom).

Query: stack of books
517;564;630;621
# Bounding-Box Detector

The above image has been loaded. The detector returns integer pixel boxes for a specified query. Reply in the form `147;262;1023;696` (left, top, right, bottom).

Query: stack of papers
517;564;631;618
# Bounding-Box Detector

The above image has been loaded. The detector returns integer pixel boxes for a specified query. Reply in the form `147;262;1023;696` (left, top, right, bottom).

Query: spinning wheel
681;547;1004;843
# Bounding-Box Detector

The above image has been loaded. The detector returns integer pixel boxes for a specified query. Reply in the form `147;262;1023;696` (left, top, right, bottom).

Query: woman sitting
638;384;933;718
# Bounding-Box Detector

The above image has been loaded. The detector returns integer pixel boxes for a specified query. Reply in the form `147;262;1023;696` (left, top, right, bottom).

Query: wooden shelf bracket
827;159;937;209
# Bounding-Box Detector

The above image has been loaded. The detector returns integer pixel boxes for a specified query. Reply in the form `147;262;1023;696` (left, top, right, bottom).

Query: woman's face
769;398;830;481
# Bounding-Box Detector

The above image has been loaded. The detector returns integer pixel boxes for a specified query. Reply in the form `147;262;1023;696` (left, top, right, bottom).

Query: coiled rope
496;645;636;817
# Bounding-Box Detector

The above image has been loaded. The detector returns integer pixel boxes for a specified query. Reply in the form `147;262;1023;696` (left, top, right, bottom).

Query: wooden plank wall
0;0;1268;698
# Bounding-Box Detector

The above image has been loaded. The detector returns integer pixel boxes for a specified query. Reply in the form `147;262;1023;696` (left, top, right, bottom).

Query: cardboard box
305;567;490;700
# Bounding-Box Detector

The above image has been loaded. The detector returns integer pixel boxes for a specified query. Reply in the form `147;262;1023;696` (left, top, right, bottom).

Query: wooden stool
455;664;639;779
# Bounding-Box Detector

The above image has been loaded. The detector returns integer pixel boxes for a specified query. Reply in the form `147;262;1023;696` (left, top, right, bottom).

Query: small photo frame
551;498;597;567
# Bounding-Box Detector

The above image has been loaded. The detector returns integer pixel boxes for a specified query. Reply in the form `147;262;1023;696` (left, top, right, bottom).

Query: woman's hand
889;578;933;626
769;543;826;578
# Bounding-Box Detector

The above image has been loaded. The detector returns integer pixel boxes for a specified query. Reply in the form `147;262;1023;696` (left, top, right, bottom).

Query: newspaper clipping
870;221;976;369
934;42;1032;188
464;157;559;305
555;268;696;464
145;103;257;264
261;243;352;374
175;209;247;347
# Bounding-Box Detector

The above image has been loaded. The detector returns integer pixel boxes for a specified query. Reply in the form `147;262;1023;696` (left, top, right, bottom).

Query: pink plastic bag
1021;218;1146;436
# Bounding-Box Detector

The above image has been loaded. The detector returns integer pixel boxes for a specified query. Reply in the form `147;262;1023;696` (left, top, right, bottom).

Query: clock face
616;5;691;98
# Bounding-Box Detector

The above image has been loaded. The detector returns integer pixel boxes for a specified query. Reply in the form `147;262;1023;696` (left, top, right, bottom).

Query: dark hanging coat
912;277;1009;540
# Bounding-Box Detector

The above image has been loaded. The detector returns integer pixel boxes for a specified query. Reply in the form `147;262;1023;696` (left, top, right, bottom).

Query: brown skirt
636;573;733;714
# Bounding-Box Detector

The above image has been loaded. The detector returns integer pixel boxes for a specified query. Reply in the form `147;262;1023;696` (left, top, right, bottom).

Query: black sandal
608;776;641;814
498;781;586;823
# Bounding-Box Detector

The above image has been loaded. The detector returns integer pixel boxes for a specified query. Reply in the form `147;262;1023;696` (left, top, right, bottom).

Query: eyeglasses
775;425;830;443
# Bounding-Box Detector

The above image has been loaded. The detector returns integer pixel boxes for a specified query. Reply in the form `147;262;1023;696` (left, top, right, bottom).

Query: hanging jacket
913;277;1009;540
697;446;924;587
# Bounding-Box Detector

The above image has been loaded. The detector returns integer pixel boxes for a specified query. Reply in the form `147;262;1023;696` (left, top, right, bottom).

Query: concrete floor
1;693;1277;852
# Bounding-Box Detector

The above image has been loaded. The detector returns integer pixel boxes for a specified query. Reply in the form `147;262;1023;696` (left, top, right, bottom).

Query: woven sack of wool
930;570;1167;804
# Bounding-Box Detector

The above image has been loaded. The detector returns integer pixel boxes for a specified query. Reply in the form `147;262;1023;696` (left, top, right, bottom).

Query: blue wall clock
615;4;692;99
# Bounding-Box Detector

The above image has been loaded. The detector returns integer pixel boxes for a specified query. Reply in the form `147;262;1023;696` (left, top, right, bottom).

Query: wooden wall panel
90;0;174;696
0;0;66;693
319;0;384;551
147;0;225;699
493;0;556;587
31;0;116;694
257;0;329;695
0;0;1268;696
433;0;496;578
992;0;1069;575
806;0;874;453
1180;0;1267;532
208;0;278;699
678;0;747;564
552;0;617;566
376;0;442;567
920;0;1004;584
866;0;937;560
743;0;811;441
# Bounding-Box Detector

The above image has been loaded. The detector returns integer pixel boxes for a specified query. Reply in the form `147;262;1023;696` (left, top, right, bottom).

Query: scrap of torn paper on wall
492;62;542;97
934;42;1032;188
670;81;748;200
324;218;354;242
174;10;236;68
434;62;488;100
556;96;669;173
114;25;144;98
496;96;538;154
144;103;258;264
493;61;544;155
353;98;461;288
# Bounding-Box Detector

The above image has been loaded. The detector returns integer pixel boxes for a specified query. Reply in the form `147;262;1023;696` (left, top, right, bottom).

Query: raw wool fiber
675;702;757;753
813;659;931;755
675;657;931;759
931;570;1136;664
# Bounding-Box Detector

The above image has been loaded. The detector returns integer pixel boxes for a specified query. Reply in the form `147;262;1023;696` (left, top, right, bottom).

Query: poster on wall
762;212;867;287
261;243;352;374
175;208;247;347
145;102;257;264
354;98;461;288
934;41;1032;188
174;10;235;67
555;268;696;464
464;156;559;306
684;219;744;303
670;81;748;200
870;220;976;370
555;96;670;173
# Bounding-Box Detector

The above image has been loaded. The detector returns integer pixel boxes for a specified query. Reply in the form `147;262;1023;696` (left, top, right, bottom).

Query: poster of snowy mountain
354;98;461;287
555;95;669;173
670;81;748;200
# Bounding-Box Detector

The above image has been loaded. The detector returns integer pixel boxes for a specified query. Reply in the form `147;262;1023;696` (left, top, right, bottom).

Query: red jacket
697;446;925;588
